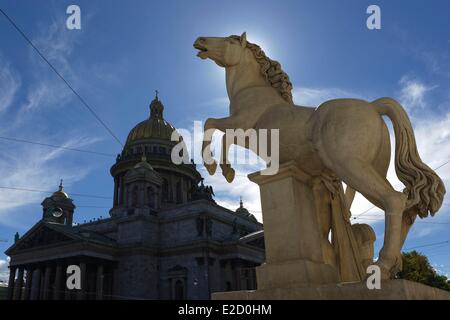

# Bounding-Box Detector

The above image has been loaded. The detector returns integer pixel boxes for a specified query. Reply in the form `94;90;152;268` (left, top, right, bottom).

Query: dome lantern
150;90;164;119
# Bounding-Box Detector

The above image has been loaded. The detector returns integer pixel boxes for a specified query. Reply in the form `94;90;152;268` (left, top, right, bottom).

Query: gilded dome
52;180;69;199
125;95;176;144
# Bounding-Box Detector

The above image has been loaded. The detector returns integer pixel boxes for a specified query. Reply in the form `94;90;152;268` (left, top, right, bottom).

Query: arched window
174;280;185;300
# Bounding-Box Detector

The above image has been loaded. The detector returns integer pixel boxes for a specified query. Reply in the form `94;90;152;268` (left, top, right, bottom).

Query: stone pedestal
217;162;338;299
251;162;338;289
212;279;450;300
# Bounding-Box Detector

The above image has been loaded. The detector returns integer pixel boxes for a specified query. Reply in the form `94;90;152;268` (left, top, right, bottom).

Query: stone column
77;262;87;300
66;211;74;226
30;268;41;300
39;268;45;299
53;264;63;300
247;162;338;290
64;263;71;300
6;266;16;300
13;267;24;300
232;260;242;291
113;177;119;206
119;175;124;205
23;267;33;300
42;265;52;300
96;265;104;300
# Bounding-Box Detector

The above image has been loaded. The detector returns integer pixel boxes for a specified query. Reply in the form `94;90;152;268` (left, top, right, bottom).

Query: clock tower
41;180;76;226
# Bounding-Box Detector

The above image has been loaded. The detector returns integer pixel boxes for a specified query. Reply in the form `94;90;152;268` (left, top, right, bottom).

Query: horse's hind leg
328;158;407;279
400;208;417;247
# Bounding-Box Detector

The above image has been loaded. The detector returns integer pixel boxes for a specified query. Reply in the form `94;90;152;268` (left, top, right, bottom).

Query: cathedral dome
236;198;250;215
125;95;176;144
235;198;257;222
110;92;202;214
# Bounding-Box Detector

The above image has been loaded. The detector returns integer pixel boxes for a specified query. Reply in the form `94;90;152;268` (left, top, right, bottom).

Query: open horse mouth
194;42;209;59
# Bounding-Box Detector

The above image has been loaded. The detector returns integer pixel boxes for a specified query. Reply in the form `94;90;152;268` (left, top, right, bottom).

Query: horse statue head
194;32;293;104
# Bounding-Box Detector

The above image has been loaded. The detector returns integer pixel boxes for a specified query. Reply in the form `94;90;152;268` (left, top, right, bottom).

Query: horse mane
230;35;293;104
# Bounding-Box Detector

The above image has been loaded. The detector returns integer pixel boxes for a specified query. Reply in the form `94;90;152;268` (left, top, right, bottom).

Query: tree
397;250;450;291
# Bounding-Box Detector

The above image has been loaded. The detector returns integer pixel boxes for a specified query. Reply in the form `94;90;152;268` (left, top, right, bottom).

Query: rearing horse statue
193;32;445;279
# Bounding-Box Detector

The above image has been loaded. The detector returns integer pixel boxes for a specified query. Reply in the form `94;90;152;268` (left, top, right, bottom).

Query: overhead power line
354;217;450;225
0;186;111;199
0;136;116;157
404;240;450;251
353;157;450;219
0;199;110;208
76;205;110;209
0;8;123;147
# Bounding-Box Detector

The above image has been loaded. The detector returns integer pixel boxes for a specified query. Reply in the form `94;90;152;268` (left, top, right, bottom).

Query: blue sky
1;0;450;281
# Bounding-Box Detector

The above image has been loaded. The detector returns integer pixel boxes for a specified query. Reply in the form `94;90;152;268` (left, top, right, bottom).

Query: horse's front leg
202;117;236;176
219;133;236;183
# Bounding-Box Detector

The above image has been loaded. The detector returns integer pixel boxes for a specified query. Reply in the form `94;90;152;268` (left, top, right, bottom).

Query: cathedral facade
4;96;264;300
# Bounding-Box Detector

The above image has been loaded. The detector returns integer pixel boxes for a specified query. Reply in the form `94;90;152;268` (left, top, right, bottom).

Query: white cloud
399;76;436;111
201;166;263;220
0;58;21;113
0;258;10;284
350;83;450;231
21;81;72;114
0;135;98;228
33;19;78;75
351;133;450;228
17;19;78;118
175;120;264;220
0;19;104;228
200;97;229;110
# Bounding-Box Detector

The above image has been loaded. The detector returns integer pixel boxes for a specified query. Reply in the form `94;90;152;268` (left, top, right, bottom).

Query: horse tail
371;97;445;217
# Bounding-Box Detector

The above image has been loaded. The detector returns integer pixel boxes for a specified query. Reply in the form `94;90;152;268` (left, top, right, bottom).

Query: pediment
7;223;75;254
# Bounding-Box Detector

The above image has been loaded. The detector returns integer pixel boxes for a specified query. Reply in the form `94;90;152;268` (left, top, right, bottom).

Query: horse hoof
373;261;392;280
204;161;217;175
375;253;403;279
223;168;235;183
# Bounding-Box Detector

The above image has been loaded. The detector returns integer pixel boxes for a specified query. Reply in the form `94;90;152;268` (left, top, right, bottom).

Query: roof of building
5;220;116;256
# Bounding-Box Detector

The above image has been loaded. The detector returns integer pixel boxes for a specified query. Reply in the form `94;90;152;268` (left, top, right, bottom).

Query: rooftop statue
194;32;446;281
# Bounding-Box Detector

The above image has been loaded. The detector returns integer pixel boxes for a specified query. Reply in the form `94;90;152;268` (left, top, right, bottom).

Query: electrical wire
0;7;123;147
